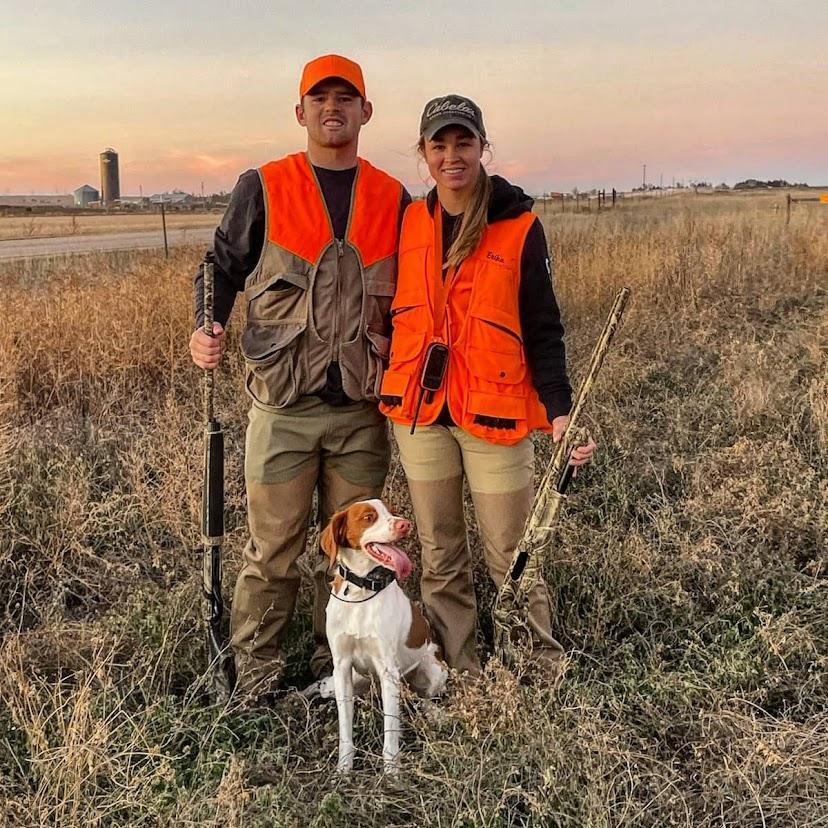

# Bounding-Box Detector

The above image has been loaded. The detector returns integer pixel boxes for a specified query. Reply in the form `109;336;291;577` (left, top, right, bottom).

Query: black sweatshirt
193;165;411;404
427;176;572;423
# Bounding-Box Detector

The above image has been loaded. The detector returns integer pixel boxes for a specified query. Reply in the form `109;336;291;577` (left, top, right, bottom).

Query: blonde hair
418;135;492;269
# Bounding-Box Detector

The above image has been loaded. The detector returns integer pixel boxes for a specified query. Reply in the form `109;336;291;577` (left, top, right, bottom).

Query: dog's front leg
333;657;355;774
379;666;402;774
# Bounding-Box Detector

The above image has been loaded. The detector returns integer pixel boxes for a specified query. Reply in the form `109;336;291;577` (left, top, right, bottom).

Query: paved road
0;227;215;260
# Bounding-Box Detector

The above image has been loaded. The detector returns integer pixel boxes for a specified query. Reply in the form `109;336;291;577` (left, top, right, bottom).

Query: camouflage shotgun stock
493;286;631;665
200;256;234;701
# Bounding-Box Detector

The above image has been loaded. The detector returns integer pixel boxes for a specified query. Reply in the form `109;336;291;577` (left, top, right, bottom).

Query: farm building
73;185;99;207
149;191;193;205
0;194;74;208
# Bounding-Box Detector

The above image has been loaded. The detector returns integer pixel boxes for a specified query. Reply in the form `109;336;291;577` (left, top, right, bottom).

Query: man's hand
551;415;597;469
190;322;225;370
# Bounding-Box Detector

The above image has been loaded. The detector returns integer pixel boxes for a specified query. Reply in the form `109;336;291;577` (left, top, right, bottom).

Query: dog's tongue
373;543;413;581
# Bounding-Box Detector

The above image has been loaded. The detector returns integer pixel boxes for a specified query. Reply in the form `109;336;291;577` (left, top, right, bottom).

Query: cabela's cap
419;94;486;141
300;54;366;98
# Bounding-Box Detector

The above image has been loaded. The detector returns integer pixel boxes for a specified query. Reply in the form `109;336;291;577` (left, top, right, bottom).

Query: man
190;54;410;697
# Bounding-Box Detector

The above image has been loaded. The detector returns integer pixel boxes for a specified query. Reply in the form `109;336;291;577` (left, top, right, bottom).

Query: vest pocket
365;274;396;322
245;272;309;322
389;330;426;364
379;369;411;410
364;327;392;401
465;390;528;441
465;345;526;385
241;322;305;408
468;305;523;355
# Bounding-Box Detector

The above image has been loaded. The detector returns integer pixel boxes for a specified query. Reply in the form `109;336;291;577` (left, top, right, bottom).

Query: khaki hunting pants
393;422;563;676
231;398;390;695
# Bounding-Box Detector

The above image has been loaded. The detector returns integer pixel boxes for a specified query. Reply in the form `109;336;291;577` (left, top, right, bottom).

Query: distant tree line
733;179;808;189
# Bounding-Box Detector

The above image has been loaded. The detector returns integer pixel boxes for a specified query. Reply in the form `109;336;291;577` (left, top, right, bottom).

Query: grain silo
99;148;120;205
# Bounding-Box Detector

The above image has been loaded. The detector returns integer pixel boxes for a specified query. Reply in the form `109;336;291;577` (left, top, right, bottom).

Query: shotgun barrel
493;286;631;665
201;256;233;700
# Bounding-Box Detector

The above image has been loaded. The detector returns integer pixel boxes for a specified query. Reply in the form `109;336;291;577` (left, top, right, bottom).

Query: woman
379;94;596;677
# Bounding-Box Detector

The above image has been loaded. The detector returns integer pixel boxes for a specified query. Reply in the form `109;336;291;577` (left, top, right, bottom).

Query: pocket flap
389;331;425;364
380;369;411;398
365;327;391;360
467;390;526;420
245;271;309;302
466;346;526;384
241;322;304;364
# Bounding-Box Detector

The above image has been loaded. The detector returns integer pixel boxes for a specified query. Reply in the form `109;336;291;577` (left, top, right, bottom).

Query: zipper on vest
333;168;359;361
331;238;345;351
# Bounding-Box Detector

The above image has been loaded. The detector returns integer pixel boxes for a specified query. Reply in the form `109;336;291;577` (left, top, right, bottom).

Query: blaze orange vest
240;153;401;409
379;200;552;445
259;153;400;269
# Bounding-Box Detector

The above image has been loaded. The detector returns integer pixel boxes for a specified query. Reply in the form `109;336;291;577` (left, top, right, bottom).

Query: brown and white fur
315;498;447;774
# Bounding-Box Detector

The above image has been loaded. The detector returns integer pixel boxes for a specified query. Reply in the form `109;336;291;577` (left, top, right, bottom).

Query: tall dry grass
0;193;826;826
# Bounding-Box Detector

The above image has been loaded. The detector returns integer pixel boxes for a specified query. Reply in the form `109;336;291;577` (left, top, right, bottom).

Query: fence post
161;198;169;258
612;188;617;207
786;193;791;226
561;193;565;213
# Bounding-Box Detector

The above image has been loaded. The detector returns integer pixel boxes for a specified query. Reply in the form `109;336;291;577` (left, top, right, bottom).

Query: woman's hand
551;415;598;469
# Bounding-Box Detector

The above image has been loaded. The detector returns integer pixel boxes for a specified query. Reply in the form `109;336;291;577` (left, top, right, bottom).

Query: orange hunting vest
379;200;552;445
240;153;401;409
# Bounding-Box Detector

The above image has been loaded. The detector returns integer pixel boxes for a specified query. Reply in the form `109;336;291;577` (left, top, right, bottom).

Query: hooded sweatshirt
427;175;572;425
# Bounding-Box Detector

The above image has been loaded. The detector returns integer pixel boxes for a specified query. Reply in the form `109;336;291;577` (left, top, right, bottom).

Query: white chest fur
325;567;447;774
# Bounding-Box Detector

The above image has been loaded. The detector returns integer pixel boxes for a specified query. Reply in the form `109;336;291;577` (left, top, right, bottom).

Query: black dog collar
337;563;396;594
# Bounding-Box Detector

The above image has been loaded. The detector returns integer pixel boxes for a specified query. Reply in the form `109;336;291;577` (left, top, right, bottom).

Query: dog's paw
300;676;336;701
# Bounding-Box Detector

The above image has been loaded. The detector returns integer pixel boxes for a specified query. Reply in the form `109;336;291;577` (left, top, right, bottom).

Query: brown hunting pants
231;398;389;695
393;422;564;676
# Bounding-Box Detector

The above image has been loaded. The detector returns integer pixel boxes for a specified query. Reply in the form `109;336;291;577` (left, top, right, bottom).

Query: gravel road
0;227;215;260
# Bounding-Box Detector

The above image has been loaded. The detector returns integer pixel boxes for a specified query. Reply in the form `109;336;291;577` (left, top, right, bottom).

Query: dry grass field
0;192;825;827
0;211;221;241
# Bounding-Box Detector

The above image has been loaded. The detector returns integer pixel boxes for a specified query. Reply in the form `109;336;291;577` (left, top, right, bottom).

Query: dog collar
337;563;396;594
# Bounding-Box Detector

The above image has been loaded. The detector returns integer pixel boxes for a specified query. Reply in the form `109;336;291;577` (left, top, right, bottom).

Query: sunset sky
2;0;826;196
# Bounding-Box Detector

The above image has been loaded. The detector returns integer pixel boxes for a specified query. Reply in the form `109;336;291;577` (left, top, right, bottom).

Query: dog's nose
394;518;412;537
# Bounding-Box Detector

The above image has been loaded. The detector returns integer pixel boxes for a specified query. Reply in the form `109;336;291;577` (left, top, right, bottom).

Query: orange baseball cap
299;54;366;99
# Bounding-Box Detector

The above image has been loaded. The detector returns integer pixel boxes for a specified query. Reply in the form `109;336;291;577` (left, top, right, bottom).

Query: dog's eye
362;513;375;522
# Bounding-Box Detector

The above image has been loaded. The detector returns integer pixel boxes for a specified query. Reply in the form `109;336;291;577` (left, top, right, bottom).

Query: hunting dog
310;499;447;774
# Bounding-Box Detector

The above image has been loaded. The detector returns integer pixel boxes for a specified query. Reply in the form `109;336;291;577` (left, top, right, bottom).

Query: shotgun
493;286;631;666
201;255;234;700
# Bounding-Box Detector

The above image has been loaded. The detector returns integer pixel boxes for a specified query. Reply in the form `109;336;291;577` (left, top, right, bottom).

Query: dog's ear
320;509;349;565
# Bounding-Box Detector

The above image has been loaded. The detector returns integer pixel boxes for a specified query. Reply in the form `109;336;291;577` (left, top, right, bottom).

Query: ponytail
445;166;491;269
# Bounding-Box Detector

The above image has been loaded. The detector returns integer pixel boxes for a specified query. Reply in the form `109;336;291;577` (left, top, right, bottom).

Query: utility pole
642;164;647;189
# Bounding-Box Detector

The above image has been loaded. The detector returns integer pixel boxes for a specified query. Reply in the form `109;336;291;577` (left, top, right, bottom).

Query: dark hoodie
426;175;572;424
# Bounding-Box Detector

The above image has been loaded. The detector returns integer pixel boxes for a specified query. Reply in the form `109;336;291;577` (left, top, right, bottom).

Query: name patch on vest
486;250;505;263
